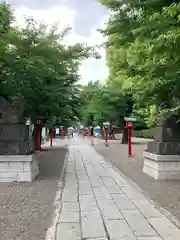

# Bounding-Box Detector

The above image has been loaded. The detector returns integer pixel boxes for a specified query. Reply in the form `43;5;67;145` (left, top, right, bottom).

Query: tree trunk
40;126;44;151
121;121;128;144
110;126;115;140
34;123;41;151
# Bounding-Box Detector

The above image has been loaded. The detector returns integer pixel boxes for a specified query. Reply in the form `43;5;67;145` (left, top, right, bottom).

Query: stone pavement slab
121;209;158;237
148;216;180;239
61;202;79;212
55;136;180;240
79;194;98;211
105;219;136;239
132;198;162;218
101;176;123;193
111;193;136;210
87;238;108;240
136;238;162;240
56;223;81;240
59;211;79;223
97;199;124;220
93;186;112;200
81;210;106;238
95;137;180;225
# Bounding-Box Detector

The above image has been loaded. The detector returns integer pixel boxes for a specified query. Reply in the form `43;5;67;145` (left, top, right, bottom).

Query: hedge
132;129;154;139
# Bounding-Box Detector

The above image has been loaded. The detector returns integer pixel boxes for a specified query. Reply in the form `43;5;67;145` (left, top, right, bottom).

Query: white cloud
14;6;76;28
13;5;108;85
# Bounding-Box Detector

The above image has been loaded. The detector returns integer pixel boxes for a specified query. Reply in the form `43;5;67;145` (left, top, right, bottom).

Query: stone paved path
55;136;180;240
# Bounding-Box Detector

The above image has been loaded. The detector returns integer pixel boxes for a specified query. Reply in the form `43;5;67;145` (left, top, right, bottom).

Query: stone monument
143;113;180;179
0;96;39;182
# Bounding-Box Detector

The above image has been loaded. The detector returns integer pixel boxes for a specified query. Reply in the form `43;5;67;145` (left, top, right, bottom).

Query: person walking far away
90;126;94;145
67;126;74;139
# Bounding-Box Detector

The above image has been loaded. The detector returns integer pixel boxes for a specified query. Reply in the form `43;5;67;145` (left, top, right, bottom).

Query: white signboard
124;117;137;122
103;122;110;126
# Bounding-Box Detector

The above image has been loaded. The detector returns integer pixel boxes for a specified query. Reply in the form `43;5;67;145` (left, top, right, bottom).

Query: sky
5;0;109;85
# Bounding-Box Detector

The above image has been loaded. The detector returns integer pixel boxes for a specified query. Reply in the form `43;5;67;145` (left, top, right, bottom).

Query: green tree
0;2;101;149
0;3;97;128
98;0;180;135
78;78;133;141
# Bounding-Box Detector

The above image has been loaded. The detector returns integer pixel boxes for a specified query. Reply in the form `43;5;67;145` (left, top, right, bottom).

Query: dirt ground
95;138;180;222
0;146;67;240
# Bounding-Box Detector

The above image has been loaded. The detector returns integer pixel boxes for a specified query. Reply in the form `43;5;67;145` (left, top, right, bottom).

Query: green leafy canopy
0;2;99;126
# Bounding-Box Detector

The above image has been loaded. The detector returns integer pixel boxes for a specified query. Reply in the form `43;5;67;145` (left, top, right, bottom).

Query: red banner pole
105;128;108;146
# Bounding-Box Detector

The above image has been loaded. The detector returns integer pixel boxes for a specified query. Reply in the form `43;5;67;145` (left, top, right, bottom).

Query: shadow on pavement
35;147;67;179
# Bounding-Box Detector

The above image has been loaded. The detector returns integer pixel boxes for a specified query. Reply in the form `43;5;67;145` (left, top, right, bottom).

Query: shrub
132;129;154;139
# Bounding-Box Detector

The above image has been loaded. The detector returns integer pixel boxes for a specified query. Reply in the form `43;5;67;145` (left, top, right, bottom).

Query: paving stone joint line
79;142;179;239
89;147;166;239
78;145;150;240
77;146;111;240
48;137;180;240
73;145;83;240
95;146;180;231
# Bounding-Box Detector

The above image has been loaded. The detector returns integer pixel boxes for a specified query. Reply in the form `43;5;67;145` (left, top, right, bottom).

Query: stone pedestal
0;155;39;182
143;115;180;180
143;151;180;180
0;124;39;182
0;97;39;182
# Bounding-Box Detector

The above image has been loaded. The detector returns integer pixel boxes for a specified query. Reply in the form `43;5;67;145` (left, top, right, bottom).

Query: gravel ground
0;147;67;240
95;138;180;221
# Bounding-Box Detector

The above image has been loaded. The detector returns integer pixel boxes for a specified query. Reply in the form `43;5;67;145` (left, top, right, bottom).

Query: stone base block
143;151;180;180
153;126;180;142
0;141;34;155
147;141;180;155
0;155;39;182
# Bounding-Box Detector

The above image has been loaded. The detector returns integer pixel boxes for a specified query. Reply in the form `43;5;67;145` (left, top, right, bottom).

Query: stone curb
94;148;180;230
45;145;69;240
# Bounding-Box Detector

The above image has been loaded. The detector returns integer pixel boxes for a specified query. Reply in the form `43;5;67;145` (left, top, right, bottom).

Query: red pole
128;125;132;157
36;123;41;151
105;128;108;146
103;127;105;138
50;128;53;146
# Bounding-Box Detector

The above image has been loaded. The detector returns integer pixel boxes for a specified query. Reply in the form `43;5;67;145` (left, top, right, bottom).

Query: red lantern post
105;127;108;146
127;121;133;157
